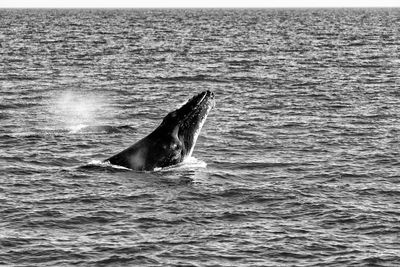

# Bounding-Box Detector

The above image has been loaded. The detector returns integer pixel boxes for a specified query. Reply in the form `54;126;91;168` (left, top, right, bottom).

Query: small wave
213;160;297;170
8;125;135;138
81;160;133;171
68;124;88;133
68;125;135;134
81;157;206;173
155;157;207;172
95;255;159;265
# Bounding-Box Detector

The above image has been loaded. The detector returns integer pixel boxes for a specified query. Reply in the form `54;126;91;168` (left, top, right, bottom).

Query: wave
8;125;136;138
81;160;133;171
156;74;229;83
82;157;207;173
154;157;207;172
67;124;136;134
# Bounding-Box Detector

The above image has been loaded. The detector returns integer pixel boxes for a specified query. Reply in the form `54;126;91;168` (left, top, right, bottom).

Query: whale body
105;90;214;171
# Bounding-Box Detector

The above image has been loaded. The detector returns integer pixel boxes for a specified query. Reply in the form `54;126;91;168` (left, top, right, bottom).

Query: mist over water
48;91;111;132
1;8;400;266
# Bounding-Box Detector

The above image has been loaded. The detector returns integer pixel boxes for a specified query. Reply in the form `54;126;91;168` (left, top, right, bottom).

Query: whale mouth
161;90;214;159
178;90;214;158
179;90;214;120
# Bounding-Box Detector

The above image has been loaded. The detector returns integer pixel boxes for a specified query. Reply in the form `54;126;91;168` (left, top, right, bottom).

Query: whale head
106;90;215;171
158;90;215;160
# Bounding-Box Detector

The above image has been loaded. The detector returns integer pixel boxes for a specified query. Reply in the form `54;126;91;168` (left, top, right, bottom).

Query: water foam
155;157;207;172
87;160;132;171
68;124;89;134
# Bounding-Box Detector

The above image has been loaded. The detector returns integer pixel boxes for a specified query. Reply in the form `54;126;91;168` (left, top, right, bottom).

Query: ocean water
1;8;400;266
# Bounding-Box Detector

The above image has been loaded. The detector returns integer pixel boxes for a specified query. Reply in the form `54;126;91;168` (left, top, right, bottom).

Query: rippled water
1;9;400;266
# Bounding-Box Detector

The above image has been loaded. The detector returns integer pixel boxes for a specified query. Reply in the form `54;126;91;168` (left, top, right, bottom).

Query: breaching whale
105;90;214;171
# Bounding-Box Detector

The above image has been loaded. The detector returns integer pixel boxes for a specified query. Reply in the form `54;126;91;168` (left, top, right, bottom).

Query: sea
1;8;399;266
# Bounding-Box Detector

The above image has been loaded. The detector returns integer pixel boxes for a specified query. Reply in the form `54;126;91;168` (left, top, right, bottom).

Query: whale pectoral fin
107;147;146;170
107;153;129;168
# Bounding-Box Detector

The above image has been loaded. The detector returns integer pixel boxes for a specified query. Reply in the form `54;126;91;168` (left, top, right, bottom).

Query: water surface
1;8;400;266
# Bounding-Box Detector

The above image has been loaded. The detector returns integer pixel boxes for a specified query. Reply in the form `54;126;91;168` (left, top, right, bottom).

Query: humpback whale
105;90;214;171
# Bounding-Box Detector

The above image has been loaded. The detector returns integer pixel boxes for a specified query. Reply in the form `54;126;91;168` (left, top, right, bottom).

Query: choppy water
1;8;400;266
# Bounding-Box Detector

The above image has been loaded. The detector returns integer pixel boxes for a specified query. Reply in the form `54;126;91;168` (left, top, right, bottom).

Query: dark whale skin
106;90;214;171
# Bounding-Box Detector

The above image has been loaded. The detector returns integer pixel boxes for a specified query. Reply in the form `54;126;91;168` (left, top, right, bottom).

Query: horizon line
1;6;400;9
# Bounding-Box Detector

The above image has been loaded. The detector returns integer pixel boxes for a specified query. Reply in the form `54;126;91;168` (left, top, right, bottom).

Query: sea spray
48;90;110;132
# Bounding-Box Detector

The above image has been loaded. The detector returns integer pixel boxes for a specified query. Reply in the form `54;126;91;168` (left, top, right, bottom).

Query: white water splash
87;160;132;170
155;156;207;172
182;156;208;168
87;157;206;172
68;124;89;134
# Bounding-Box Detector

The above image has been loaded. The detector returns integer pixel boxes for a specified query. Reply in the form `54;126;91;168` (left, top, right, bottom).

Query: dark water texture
1;9;400;266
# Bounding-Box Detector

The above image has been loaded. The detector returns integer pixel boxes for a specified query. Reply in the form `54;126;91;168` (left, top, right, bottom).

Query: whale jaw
181;92;214;159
